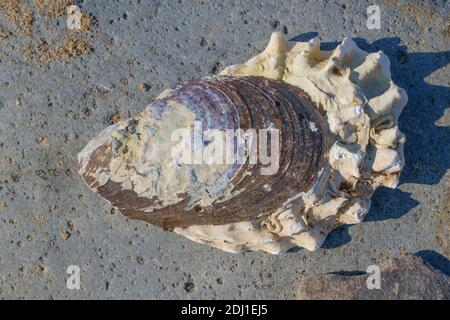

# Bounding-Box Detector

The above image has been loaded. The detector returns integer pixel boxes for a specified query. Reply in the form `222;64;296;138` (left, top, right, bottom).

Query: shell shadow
322;188;419;249
351;36;450;187
288;33;449;249
353;36;448;222
321;225;352;249
415;250;450;276
365;187;419;222
289;32;318;42
327;270;366;276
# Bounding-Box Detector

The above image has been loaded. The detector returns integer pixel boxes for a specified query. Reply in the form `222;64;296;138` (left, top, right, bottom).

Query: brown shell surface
80;76;328;229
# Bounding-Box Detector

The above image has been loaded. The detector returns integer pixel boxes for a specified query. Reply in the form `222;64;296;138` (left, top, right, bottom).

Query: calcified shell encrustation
79;32;407;254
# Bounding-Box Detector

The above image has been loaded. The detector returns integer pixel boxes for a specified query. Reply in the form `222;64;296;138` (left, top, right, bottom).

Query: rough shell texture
79;76;328;230
174;32;407;253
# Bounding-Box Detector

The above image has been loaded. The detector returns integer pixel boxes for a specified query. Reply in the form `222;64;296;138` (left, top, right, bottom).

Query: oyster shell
79;32;407;254
79;76;328;229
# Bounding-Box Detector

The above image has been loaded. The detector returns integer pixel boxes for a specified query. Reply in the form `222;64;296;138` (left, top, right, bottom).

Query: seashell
79;76;328;230
79;32;407;254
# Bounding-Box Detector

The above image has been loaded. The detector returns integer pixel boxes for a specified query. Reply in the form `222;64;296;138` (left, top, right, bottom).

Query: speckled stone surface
297;255;449;299
0;0;448;299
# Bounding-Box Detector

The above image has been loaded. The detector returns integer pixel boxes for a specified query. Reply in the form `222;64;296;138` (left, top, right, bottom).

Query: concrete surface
0;0;448;299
